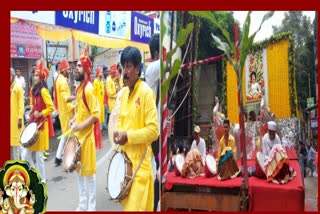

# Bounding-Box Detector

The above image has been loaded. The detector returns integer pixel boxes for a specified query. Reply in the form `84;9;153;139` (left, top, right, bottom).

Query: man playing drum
262;121;281;156
113;46;159;211
216;119;241;180
10;68;24;160
21;60;55;183
69;46;100;211
54;60;75;166
191;125;206;163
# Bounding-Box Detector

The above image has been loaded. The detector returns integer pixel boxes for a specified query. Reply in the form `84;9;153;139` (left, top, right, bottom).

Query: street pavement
304;169;318;211
45;128;122;211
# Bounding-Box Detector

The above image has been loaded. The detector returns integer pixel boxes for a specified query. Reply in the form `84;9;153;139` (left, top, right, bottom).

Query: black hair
32;80;48;97
149;33;159;60
103;66;108;72
117;62;122;75
120;46;142;76
56;63;60;71
250;71;257;80
223;119;230;126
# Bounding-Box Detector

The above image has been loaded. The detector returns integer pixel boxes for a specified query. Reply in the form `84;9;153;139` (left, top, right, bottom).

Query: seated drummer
216;119;241;180
181;148;205;178
262;121;281;156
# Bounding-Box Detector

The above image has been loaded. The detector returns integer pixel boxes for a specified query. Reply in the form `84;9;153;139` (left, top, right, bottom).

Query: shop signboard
130;11;154;44
11;20;42;59
11;11;55;25
307;97;314;108
55;11;99;34
311;117;318;130
98;11;131;40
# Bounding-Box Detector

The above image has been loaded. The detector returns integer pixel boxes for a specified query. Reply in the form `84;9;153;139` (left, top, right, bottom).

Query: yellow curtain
226;62;246;124
72;30;150;52
35;24;72;41
266;40;290;118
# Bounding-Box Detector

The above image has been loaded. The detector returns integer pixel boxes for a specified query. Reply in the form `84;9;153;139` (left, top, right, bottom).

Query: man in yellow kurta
54;60;76;166
217;119;240;180
93;66;105;128
114;46;158;211
10;68;24;160
70;46;99;211
106;64;119;113
21;61;54;183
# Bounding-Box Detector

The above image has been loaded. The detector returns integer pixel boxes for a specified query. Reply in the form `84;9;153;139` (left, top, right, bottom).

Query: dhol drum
174;154;185;176
63;136;81;173
256;151;267;177
20;122;39;148
107;151;133;202
204;154;217;177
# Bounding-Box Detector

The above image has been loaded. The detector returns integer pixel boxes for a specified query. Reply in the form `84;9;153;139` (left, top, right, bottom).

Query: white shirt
144;59;160;133
250;82;260;96
15;76;26;90
262;133;281;156
191;137;206;162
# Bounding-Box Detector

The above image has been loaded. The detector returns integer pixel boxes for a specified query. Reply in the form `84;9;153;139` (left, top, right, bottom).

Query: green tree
272;12;316;110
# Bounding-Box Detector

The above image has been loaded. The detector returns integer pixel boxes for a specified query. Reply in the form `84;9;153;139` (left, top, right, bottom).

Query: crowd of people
10;33;160;211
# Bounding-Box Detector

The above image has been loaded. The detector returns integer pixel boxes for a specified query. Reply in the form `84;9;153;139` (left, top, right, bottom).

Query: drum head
175;154;185;174
20;123;37;144
107;152;126;199
205;154;216;174
256;152;267;172
63;137;78;170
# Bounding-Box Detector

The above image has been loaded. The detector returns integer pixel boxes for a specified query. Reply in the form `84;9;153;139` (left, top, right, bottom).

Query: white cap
194;125;201;133
267;121;277;131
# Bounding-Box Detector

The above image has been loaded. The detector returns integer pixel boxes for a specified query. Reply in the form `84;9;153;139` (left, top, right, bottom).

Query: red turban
96;66;102;77
79;45;92;74
59;60;69;71
110;64;117;74
35;60;49;80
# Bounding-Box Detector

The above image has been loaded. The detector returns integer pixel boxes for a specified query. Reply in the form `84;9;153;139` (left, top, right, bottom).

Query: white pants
21;148;46;183
11;146;21;160
56;135;66;159
76;174;96;211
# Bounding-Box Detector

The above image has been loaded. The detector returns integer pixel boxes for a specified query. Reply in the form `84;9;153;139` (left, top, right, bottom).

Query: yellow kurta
56;74;75;133
217;134;237;168
117;80;158;211
93;78;105;123
29;88;54;151
106;76;117;113
74;82;100;176
10;82;24;146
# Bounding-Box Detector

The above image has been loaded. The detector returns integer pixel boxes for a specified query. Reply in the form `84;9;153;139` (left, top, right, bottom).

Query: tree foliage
272;12;316;109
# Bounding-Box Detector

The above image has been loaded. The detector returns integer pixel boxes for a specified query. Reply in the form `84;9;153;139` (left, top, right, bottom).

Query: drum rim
107;151;127;199
20;122;39;146
63;136;79;170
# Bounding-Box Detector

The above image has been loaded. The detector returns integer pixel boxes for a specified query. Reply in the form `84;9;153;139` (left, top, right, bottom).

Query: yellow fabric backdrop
227;39;292;123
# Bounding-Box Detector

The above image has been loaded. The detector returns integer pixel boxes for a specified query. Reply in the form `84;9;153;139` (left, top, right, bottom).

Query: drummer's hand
71;122;81;132
18;119;22;129
33;111;42;118
114;131;128;145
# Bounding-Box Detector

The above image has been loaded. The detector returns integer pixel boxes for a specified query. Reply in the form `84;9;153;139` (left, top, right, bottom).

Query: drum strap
119;147;148;199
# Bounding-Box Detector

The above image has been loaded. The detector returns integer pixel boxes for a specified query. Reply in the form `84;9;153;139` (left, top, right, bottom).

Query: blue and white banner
98;11;131;40
130;11;154;44
154;18;160;34
55;11;99;34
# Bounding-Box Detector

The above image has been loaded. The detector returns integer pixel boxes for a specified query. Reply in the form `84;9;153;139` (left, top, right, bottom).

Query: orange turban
59;60;69;71
96;66;102;77
79;45;92;74
35;60;49;80
110;64;117;74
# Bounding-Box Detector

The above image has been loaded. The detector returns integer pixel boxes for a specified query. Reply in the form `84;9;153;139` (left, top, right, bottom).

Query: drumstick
57;129;72;140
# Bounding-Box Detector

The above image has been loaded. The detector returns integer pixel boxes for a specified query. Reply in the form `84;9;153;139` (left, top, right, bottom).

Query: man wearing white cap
262;121;281;156
191;125;206;162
